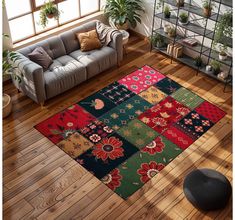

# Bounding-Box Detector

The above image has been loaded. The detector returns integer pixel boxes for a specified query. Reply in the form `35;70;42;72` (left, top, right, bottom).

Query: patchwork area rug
35;65;226;199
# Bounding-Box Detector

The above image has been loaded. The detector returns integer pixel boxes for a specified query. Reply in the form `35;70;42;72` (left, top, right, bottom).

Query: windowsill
13;11;106;50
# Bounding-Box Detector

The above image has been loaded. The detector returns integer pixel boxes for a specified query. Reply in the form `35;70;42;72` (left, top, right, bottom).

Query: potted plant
210;60;221;75
2;34;21;118
176;0;184;7
202;0;215;18
219;49;228;61
104;0;145;30
194;56;203;67
164;5;171;18
213;11;232;56
167;27;176;37
39;0;60;28
164;24;171;33
179;12;189;25
151;33;165;48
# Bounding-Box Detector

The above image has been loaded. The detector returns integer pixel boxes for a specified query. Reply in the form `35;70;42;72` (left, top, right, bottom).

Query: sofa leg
17;89;20;93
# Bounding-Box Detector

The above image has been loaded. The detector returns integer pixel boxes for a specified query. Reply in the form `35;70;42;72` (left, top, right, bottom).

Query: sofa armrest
109;32;123;65
11;52;46;104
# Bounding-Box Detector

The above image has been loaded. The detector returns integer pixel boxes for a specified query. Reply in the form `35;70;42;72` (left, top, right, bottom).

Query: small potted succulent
39;1;60;28
164;5;171;18
210;60;221;75
151;33;165;48
194;56;203;67
202;0;215;18
179;12;189;25
219;50;228;61
176;0;184;7
167;27;176;37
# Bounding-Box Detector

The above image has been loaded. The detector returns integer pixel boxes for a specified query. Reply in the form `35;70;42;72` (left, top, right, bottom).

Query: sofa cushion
44;55;86;99
28;47;53;71
70;46;117;79
18;36;66;60
59;20;97;54
76;29;102;52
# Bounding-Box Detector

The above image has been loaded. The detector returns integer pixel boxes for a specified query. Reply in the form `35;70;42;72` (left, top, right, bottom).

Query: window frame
7;0;101;43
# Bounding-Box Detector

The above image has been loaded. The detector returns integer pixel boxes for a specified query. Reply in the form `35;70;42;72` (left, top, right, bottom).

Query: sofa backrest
18;36;66;59
18;20;99;58
59;20;97;54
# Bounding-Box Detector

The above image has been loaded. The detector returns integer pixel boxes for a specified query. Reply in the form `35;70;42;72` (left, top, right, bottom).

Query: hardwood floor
3;34;232;220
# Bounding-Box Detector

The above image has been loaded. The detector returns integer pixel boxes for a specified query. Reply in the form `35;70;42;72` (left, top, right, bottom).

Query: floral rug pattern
35;65;226;199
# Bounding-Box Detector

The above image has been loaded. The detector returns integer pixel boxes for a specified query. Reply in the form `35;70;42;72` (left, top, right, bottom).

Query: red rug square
162;125;194;150
195;101;226;123
118;65;165;94
138;96;191;134
35;104;96;144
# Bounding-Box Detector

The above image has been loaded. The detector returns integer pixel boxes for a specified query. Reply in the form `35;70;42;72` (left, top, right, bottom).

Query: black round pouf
183;168;232;211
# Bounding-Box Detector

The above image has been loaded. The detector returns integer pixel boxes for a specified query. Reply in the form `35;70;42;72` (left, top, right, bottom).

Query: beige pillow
76;29;102;52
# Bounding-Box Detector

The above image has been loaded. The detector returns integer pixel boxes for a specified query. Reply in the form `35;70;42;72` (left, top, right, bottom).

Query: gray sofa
12;20;123;106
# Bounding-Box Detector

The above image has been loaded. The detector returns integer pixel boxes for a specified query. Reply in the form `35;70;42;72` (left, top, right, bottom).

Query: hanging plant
39;1;60;28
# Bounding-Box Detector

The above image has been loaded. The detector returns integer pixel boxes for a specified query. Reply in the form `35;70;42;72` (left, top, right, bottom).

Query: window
6;0;100;43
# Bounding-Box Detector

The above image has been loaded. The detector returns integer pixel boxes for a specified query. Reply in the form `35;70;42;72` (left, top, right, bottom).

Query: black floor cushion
183;168;232;211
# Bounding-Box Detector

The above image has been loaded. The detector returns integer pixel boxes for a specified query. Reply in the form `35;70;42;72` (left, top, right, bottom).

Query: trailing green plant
164;5;171;18
194;56;202;67
179;12;188;23
39;0;60;28
104;0;145;29
210;60;221;75
2;34;21;82
150;33;165;47
213;10;233;53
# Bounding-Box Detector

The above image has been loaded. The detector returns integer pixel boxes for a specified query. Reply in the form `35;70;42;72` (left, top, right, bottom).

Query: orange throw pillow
76;29;102;52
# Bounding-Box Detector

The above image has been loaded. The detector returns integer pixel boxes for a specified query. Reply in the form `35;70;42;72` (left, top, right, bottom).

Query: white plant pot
219;54;227;61
3;93;12;118
179;20;188;26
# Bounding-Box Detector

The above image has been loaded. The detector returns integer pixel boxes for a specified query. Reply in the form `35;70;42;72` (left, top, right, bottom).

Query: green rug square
117;119;159;148
99;95;152;131
171;87;204;109
101;135;183;199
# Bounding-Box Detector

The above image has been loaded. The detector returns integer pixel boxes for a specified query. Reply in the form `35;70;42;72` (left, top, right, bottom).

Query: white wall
133;0;155;37
2;6;13;49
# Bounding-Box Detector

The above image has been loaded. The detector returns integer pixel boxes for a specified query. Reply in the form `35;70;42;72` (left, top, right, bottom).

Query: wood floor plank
3;35;232;220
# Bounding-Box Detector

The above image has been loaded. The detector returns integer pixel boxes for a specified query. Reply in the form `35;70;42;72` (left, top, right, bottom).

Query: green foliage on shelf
164;5;171;18
202;0;215;10
194;56;202;67
213;10;233;52
104;0;145;28
150;33;165;47
210;60;221;74
167;27;176;37
179;12;188;23
39;1;60;28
